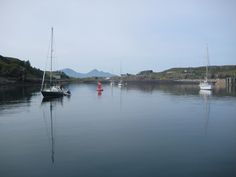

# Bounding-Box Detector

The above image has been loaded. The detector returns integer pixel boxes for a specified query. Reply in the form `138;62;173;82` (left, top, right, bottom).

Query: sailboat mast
50;27;54;86
41;70;46;91
206;44;209;81
120;61;122;77
50;102;55;163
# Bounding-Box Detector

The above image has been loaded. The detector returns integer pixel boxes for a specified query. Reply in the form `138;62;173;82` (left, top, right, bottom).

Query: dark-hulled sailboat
41;27;70;98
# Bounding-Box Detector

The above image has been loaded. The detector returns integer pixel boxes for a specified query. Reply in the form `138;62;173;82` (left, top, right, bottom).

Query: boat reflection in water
97;81;103;96
199;89;212;96
97;90;102;96
199;90;212;135
41;97;63;163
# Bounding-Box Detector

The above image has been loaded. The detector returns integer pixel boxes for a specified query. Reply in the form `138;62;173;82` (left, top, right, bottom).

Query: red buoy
97;81;103;91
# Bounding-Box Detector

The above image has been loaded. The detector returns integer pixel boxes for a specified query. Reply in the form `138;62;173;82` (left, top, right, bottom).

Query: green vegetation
0;55;43;81
0;55;69;83
158;66;236;80
127;66;236;81
1;55;235;84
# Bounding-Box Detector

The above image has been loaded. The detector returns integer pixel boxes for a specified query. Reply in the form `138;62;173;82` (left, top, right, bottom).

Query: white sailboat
118;61;123;87
110;79;115;86
110;69;115;86
118;80;123;87
199;44;212;90
41;27;71;98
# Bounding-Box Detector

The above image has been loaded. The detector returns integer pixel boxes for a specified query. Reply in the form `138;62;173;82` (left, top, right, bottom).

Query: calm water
0;83;236;177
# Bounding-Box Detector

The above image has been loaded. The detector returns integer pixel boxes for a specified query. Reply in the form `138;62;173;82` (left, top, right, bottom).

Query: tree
25;60;31;68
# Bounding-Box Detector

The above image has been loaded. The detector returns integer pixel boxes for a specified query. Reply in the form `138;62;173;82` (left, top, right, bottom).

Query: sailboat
199;44;212;90
110;69;115;86
118;80;123;87
118;61;123;87
110;80;115;86
41;27;70;98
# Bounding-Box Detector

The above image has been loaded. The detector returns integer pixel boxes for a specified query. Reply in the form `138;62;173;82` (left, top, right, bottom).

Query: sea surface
0;83;236;177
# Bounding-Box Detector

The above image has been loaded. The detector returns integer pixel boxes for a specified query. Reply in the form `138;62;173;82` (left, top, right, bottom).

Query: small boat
41;27;71;98
199;44;212;90
110;80;115;86
97;81;103;91
118;80;123;87
118;61;124;87
63;90;71;96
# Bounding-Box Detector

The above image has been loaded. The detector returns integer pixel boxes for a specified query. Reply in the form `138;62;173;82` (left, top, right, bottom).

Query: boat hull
41;91;64;98
199;82;212;90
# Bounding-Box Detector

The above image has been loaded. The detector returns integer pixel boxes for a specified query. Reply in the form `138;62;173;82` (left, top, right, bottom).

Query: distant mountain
61;68;115;78
86;69;115;78
61;68;84;78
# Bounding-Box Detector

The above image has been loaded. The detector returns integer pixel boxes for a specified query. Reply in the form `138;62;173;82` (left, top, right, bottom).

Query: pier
226;77;236;87
226;77;236;93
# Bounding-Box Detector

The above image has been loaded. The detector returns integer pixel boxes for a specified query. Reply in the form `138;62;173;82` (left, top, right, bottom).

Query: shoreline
0;77;74;85
0;77;227;88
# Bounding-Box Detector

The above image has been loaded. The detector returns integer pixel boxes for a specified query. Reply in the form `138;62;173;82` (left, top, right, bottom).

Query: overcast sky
0;0;235;74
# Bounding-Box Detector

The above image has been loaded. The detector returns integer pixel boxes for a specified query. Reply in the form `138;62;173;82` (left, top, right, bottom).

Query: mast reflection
199;90;211;135
41;97;63;163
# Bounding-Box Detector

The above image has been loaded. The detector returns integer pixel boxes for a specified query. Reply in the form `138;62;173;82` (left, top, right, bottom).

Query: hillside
1;55;235;84
0;55;69;83
126;65;236;81
0;55;43;81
